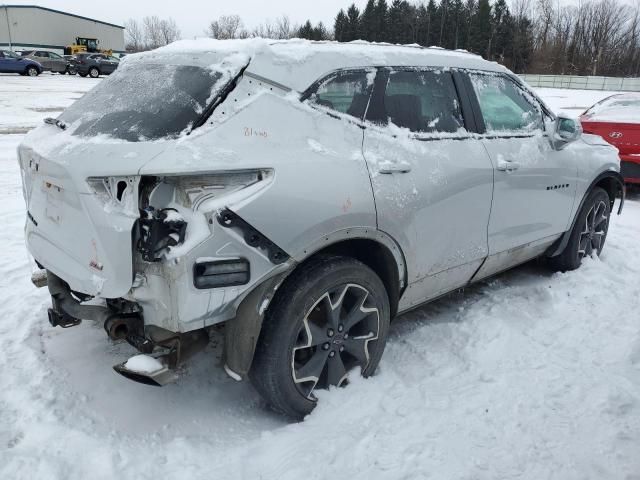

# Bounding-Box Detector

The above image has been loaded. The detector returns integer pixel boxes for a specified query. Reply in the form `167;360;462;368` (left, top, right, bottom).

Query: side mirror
552;116;582;150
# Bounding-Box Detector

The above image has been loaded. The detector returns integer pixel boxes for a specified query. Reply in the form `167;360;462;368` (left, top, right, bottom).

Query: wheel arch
292;230;407;319
547;170;624;257
223;231;407;380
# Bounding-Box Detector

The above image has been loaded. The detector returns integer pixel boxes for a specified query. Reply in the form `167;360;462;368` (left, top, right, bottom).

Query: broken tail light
137;207;187;262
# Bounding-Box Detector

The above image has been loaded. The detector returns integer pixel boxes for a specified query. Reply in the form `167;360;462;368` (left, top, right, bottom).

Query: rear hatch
19;50;250;297
580;120;640;157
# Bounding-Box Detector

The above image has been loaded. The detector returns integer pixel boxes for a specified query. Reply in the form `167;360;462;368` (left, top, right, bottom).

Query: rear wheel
250;256;390;419
549;187;611;271
25;66;39;77
88;67;99;78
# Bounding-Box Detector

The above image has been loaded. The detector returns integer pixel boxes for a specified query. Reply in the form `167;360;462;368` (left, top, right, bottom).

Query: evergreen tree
297;20;314;40
334;9;348;42
313;22;329;41
359;0;377;41
374;0;388;42
491;0;512;61
416;4;429;46
426;0;439;46
345;4;361;41
469;0;491;55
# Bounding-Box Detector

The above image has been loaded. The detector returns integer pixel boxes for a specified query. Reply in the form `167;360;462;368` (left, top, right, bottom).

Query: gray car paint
18;40;621;335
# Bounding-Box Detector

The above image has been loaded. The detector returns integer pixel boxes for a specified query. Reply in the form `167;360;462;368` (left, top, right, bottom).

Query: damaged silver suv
19;39;624;419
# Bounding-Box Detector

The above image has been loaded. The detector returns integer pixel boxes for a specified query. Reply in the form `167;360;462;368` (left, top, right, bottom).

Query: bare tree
252;15;297;39
124;18;144;52
143;16;164;49
207;15;248;39
158;18;181;45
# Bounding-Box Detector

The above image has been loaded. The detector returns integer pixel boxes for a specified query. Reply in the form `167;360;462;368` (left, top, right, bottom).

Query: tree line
124;0;640;76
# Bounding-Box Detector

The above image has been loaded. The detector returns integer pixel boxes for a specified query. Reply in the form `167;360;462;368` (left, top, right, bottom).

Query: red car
581;93;640;184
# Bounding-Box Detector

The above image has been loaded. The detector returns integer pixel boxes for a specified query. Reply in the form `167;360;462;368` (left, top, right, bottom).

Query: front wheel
250;256;390;419
25;66;39;77
88;67;99;78
549;187;611;271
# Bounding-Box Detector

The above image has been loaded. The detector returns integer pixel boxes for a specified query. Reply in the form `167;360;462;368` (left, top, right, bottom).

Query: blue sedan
0;49;42;76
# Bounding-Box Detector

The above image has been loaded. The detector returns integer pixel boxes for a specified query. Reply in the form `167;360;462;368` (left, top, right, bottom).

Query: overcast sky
6;0;372;38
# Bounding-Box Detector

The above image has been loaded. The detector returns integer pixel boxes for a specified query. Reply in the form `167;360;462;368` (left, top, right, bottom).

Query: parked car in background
19;40;625;419
0;49;42;76
21;50;69;74
581;93;640;185
71;53;119;78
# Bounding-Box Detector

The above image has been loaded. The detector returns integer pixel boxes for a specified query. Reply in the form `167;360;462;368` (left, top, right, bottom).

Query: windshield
60;61;245;141
4;51;20;59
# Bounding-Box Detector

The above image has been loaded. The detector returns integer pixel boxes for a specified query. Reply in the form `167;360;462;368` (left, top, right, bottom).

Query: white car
18;40;624;419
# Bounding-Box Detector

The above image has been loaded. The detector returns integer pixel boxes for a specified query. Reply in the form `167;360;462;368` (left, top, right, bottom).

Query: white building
0;5;125;55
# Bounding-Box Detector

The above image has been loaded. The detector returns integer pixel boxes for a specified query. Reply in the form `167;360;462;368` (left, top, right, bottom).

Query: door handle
496;158;520;171
378;161;412;174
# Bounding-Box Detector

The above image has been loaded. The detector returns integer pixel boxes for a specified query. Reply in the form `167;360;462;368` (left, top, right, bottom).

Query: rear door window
469;73;543;133
305;69;375;120
381;69;465;134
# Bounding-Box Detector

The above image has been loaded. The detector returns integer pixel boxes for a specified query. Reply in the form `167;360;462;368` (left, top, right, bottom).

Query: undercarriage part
31;269;48;288
113;328;210;386
47;307;81;328
217;208;290;265
104;315;143;341
113;356;178;386
47;271;113;326
137;206;187;262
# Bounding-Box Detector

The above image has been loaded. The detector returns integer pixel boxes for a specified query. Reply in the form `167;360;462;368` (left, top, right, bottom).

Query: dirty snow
1;74;639;479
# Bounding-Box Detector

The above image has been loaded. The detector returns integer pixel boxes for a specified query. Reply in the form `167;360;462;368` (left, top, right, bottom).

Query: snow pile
0;79;639;479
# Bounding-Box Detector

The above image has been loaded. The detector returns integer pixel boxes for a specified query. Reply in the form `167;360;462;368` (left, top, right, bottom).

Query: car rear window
59;60;247;141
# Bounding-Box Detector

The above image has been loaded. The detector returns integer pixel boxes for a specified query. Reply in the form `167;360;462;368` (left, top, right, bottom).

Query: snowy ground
1;74;639;479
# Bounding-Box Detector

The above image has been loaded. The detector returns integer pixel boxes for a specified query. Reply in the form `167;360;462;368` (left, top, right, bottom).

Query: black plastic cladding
217;208;290;265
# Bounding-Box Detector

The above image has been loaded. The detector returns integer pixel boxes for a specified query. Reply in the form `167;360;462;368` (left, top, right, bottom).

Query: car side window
383;69;465;133
0;52;4;58
469;73;543;133
306;69;375;120
36;51;49;58
49;52;62;59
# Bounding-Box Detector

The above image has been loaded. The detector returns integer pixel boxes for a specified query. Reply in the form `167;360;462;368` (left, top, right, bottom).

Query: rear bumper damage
44;270;210;386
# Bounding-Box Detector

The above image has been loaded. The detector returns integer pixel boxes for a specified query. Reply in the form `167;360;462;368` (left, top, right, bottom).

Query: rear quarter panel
139;91;378;260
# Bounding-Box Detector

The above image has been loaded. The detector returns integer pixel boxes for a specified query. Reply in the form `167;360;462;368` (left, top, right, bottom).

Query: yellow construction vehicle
64;37;113;56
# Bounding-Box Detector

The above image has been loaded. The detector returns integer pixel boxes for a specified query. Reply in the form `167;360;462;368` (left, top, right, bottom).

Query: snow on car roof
124;38;509;93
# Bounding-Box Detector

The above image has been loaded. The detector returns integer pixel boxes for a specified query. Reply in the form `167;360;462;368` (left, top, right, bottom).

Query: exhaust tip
113;355;178;387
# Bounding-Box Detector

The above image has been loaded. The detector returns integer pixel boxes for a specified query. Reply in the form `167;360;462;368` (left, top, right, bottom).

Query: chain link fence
519;74;640;92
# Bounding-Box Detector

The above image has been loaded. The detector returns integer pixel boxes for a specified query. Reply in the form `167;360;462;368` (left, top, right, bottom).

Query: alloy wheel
291;283;380;400
578;200;609;259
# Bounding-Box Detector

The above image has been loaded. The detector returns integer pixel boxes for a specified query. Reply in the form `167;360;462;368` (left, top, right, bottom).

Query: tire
88;67;99;78
250;255;390;419
25;66;39;77
548;187;611;272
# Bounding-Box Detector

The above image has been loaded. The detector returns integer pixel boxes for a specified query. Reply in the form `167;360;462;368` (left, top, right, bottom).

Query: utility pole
3;5;13;51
